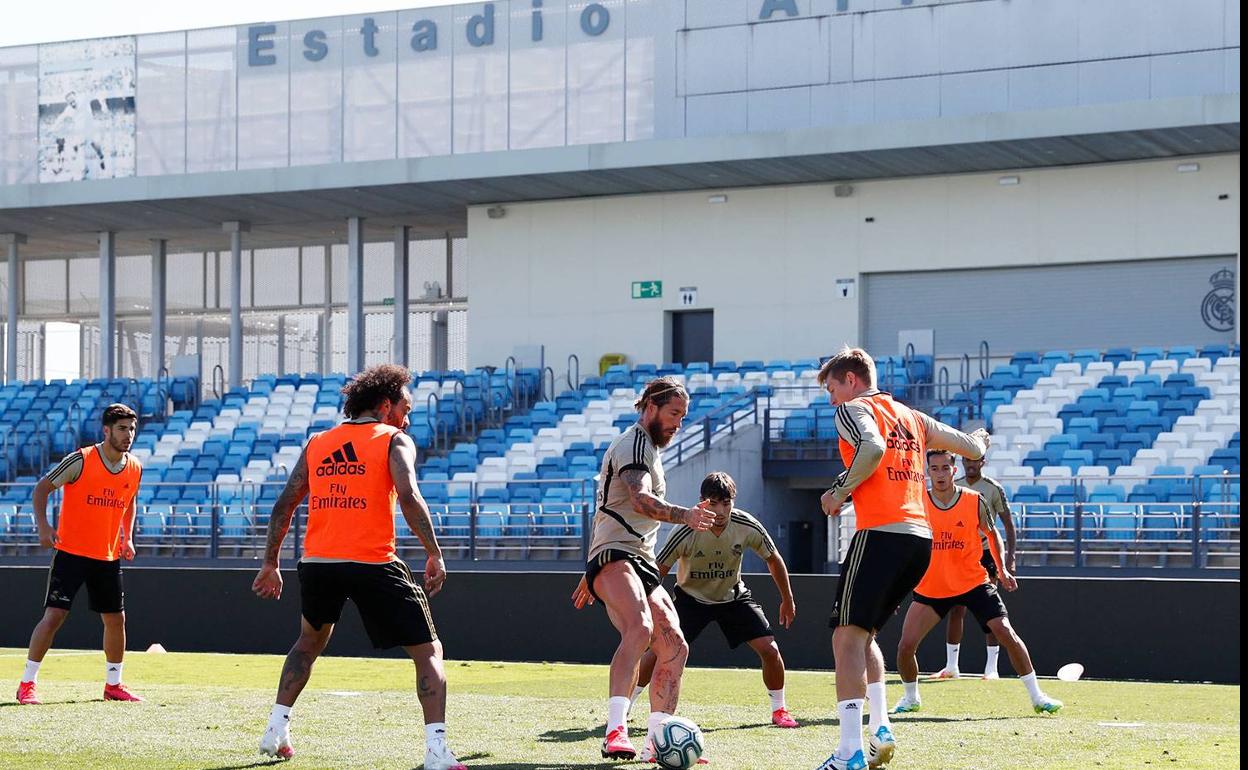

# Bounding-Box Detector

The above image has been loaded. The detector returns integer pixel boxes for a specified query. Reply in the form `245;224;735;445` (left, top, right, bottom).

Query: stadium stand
0;345;1239;569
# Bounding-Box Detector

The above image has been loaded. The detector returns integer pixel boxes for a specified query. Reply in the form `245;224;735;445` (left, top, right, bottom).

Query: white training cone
1056;663;1084;682
145;643;167;654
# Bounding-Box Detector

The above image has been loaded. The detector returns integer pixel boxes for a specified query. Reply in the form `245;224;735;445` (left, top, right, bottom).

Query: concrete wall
467;153;1241;369
1;567;1236;683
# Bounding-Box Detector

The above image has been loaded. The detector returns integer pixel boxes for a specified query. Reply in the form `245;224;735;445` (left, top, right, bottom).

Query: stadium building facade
0;0;1239;385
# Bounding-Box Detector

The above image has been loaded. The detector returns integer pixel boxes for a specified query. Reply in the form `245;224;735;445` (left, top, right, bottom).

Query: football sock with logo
836;698;864;758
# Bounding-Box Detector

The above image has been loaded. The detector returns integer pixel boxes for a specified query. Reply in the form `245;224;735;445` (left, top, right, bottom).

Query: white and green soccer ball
653;715;704;769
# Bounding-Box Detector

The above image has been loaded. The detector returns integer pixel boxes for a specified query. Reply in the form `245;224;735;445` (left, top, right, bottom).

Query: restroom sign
679;286;698;307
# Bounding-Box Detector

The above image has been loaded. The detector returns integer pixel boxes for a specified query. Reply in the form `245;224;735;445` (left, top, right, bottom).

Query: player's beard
107;433;132;454
643;418;676;449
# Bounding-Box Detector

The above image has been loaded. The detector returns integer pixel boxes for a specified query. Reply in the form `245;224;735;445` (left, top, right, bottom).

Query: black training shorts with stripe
297;560;437;649
829;530;932;633
585;548;662;602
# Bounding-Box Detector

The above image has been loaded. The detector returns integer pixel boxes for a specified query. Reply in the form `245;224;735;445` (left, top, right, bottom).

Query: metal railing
0;478;599;564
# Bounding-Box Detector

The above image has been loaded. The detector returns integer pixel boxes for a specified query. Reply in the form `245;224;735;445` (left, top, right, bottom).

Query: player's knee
897;637;920;659
757;640;782;664
101;611;124;628
42;608;69;628
624;619;653;649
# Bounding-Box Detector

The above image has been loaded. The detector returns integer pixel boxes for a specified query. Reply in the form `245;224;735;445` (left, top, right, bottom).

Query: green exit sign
631;280;662;299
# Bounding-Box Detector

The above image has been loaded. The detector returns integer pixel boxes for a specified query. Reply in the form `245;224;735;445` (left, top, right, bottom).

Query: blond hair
816;346;877;388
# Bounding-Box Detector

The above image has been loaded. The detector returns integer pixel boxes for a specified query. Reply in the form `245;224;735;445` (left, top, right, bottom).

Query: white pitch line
0;651;102;658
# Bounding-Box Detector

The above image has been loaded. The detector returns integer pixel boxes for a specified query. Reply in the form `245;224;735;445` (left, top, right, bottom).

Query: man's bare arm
619;468;691;524
263;451;310;566
390;433;442;559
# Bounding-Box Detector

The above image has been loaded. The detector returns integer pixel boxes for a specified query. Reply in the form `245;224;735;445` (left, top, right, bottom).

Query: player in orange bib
891;449;1062;716
16;403;143;705
251;364;466;770
813;348;990;770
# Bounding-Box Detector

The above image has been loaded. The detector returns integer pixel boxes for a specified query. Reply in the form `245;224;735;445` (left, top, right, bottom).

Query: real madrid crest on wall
1201;268;1236;333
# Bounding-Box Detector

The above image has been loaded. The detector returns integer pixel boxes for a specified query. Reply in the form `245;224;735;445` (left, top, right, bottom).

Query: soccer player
16;403;144;705
813;348;990;770
891;450;1062;716
633;471;800;730
251;364;466;770
934;455;1016;680
571;377;716;761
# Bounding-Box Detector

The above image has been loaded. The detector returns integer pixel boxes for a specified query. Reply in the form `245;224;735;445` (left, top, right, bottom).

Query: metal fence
0;478;595;563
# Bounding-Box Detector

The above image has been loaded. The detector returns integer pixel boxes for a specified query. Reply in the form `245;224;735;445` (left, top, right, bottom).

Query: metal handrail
566;354;580;392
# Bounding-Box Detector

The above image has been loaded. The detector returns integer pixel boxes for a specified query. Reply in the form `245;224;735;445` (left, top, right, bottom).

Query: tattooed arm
391;432;447;597
252;449;310;600
619;469;715;530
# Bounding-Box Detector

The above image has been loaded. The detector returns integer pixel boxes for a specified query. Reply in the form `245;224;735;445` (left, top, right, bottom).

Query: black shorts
980;549;998;581
914;582;1008;634
297;560;437;649
673;586;772;649
44;549;124;614
585;549;661;602
830;530;931;633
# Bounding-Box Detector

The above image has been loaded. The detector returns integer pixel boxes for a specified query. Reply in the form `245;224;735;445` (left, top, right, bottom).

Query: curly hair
634;376;689;413
341;364;412;419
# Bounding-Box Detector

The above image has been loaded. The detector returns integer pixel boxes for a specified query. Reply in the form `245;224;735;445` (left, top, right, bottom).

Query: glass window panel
167;251;204;310
252;247;300;307
451;237;468;298
290;18;344;166
236;22;290;169
186;28;236;172
410;238;448;299
69;255;98;314
116;254;151;313
364;241;393;303
0;46;38;185
301;246;327;305
344;13;398;162
24;258;67;315
509;0;567;150
397;7;453;158
137;32;186;176
453;2;510;154
567;0;625;145
625;0;656;141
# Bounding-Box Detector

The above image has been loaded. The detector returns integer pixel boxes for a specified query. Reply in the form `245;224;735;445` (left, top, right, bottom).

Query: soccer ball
652;715;704;769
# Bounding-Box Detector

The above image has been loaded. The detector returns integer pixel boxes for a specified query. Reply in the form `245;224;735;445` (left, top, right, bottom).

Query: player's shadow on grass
538;726;604;743
420;754;627;770
201;762;291;770
699;715;1015;733
0;700;97;707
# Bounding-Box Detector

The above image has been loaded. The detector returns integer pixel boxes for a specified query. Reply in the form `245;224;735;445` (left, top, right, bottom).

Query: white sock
945;643;960;672
903;680;919;702
985;645;1000;677
607;696;630;733
105;661;122;686
268;704;292;733
629;685;646;713
647;711;671;743
1020;672;1044;703
22;659;40;683
768;687;786;712
836;698;864;758
425;722;447;749
866;681;890;732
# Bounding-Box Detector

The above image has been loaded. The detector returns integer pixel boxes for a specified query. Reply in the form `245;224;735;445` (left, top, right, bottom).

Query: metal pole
99;231;116;379
223;221;249;390
2;233;25;383
347;216;365;374
151;238;167;379
444;231;453;298
394;226;409;367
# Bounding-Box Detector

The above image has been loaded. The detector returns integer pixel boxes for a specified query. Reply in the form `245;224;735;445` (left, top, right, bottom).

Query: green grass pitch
0;648;1237;769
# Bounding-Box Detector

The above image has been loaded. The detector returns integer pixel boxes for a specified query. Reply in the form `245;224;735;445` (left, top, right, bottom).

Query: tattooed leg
406;640;448;724
647;588;689;715
275;618;333;707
